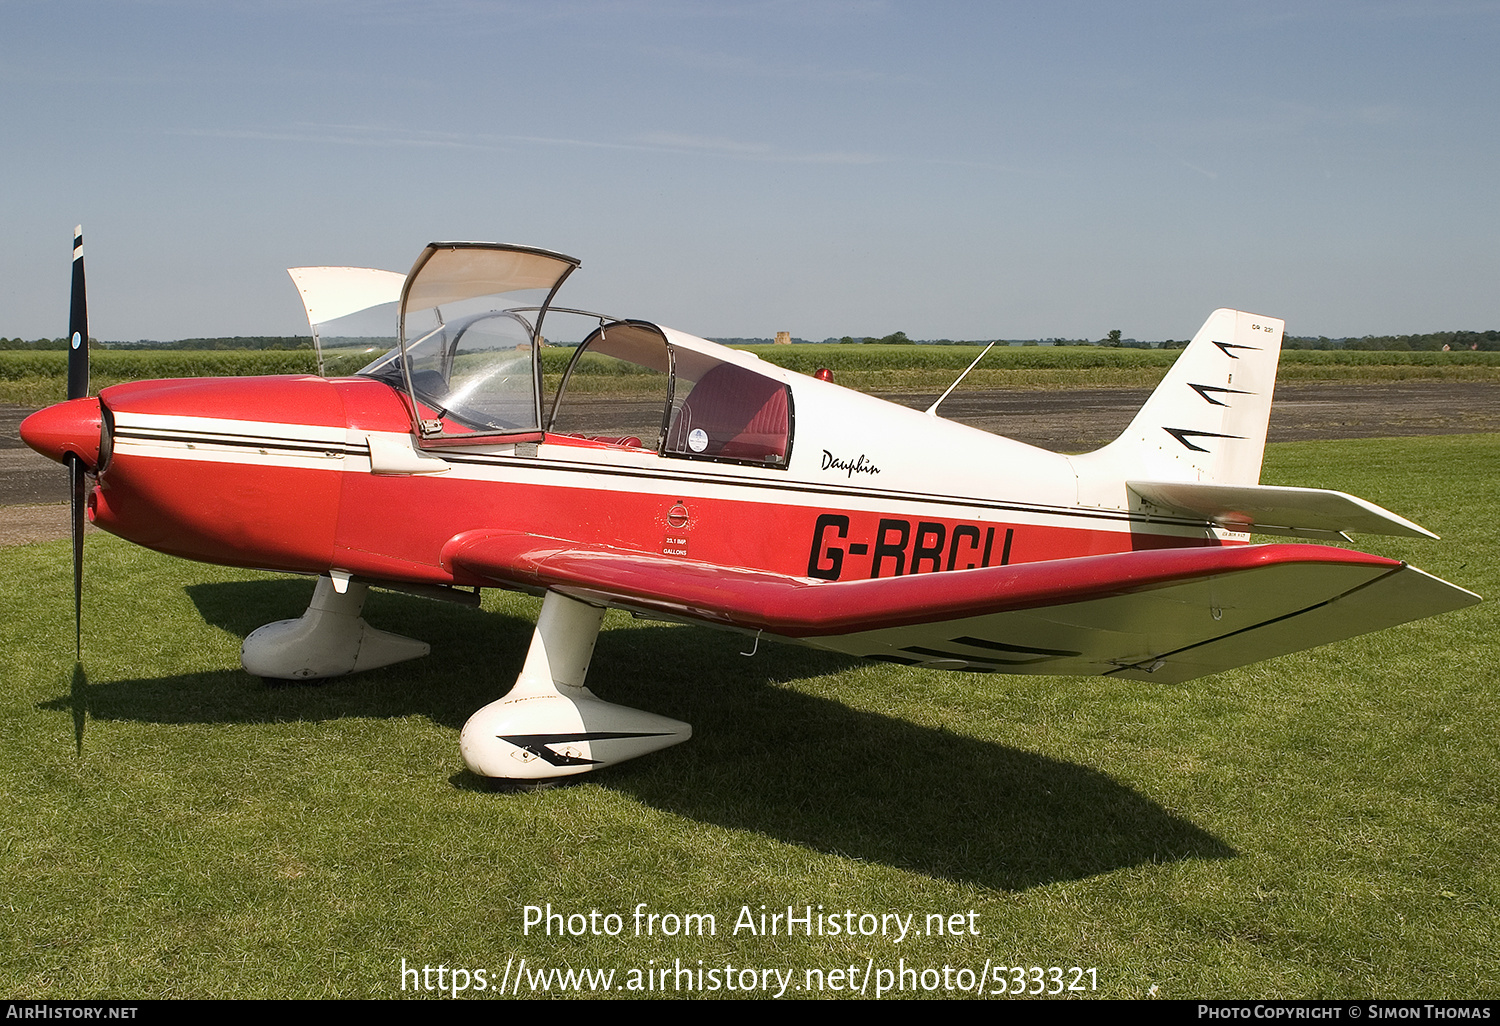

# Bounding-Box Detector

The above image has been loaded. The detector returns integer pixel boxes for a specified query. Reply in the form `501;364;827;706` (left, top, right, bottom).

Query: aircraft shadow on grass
41;577;1235;891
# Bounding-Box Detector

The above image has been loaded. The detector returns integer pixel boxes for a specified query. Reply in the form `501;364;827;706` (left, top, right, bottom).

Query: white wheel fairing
241;575;430;679
460;590;690;780
460;692;691;780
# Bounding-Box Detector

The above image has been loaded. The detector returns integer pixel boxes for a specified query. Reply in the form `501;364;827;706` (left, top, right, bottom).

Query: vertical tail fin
1083;309;1284;486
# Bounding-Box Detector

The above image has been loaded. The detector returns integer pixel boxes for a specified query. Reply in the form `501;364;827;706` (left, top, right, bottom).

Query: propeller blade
66;225;90;658
70;454;85;659
68;226;88;401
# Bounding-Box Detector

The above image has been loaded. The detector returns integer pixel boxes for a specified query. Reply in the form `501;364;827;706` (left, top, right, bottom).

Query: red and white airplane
23;233;1480;785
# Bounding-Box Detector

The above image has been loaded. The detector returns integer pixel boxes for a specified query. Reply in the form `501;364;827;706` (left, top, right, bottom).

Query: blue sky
4;0;1498;342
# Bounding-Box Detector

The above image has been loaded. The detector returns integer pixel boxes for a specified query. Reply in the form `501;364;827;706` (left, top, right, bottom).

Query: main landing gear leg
460;590;692;783
240;573;431;679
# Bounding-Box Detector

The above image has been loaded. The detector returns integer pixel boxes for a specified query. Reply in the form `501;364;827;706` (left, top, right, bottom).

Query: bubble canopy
400;243;580;318
384;242;581;443
345;240;792;466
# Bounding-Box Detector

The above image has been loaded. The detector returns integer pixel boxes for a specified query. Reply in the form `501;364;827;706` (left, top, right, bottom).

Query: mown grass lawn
0;435;1494;999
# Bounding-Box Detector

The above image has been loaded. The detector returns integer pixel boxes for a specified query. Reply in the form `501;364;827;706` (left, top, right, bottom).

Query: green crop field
0;434;1494;999
3;347;1498;407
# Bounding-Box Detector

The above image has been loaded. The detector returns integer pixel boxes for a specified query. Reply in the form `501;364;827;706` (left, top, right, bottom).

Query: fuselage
25;331;1229;594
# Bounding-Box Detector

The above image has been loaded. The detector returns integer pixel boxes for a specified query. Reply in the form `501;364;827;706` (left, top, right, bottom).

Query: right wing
441;532;1480;684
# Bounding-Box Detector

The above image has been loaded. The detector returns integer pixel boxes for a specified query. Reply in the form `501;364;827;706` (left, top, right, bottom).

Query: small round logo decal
688;428;708;453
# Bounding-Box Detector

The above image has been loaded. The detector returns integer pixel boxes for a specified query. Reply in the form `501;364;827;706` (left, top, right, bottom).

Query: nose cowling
20;397;102;469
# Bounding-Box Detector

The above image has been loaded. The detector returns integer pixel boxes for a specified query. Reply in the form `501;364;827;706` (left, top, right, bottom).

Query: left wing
440;532;1480;684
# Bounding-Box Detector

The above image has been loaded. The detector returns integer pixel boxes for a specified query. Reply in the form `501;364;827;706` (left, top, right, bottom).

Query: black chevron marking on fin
1164;427;1244;452
1211;340;1260;359
1187;382;1253;406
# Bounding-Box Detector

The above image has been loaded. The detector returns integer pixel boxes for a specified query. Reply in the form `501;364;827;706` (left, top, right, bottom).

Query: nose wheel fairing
241;574;431;679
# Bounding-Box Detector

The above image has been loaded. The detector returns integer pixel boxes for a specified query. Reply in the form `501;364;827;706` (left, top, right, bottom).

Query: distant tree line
820;333;1184;348
3;329;1496;351
815;328;1497;351
111;336;315;350
708;336;815;346
0;336;313;350
1284;330;1498;352
0;337;81;350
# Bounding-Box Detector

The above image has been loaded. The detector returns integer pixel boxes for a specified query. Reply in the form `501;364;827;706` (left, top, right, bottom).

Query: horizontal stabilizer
1128;480;1437;539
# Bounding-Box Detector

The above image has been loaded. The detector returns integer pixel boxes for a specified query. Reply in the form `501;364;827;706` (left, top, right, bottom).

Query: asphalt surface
4;381;1497;544
878;381;1500;452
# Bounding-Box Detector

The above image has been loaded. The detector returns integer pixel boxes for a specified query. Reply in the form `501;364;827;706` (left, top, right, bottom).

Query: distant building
774;331;791;345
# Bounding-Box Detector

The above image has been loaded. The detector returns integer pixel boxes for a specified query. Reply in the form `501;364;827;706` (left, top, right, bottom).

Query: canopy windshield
287;266;405;376
400;243;579;318
386;242;580;443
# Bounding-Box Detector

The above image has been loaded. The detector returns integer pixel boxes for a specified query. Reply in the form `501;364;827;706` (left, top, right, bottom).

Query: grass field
3;347;1498;407
0;435;1494;999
